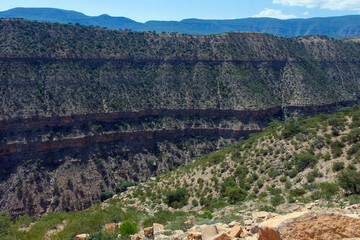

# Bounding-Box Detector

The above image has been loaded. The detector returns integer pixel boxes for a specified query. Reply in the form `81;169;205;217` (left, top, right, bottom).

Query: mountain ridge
1;7;360;37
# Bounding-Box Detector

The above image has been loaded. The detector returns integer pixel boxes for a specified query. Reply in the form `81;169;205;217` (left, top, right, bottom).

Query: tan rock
229;225;242;238
228;221;240;228
184;220;194;229
189;225;206;233
187;231;202;240
172;230;187;240
201;225;218;240
266;213;278;219
209;232;231;240
250;225;259;234
244;220;252;226
75;234;89;240
105;223;119;233
129;234;142;240
144;227;154;237
258;211;360;240
153;223;164;234
292;205;301;211
216;225;232;234
154;234;170;240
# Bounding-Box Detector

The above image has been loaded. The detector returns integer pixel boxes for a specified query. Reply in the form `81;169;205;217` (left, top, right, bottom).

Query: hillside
1;19;360;119
0;105;359;240
1;19;360;217
1;8;360;38
117;104;360;212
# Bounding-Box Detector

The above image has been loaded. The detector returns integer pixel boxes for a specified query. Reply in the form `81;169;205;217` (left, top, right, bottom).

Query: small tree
165;188;189;208
224;187;247;204
337;169;360;194
119;221;138;236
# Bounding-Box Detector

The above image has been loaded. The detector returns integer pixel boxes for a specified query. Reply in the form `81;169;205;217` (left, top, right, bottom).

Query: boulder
129;234;143;240
153;223;165;234
144;227;154;237
259;211;360;240
105;223;119;233
250;225;259;234
209;232;231;240
229;225;242;238
187;231;202;240
154;234;170;240
171;230;187;240
201;225;218;240
75;234;89;240
228;221;239;228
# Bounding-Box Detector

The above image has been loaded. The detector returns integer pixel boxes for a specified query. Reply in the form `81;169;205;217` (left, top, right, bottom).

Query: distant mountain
1;7;360;38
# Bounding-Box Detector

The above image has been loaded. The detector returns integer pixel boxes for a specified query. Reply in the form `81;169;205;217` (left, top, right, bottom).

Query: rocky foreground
75;202;360;240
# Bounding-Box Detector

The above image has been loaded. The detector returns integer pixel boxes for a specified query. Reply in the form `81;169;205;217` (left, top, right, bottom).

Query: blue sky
0;0;359;22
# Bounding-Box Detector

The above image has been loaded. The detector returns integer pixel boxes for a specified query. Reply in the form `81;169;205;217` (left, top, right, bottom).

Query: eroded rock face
258;212;360;240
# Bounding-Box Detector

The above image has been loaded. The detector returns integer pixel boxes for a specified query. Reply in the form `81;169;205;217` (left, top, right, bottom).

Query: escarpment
1;19;360;217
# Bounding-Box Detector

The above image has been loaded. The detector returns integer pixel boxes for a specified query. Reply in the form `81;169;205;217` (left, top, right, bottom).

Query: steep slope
120;105;360;212
1;19;360;217
1;8;360;37
0;20;360;119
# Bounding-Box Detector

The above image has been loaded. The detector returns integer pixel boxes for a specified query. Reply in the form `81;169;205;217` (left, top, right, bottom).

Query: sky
0;0;359;22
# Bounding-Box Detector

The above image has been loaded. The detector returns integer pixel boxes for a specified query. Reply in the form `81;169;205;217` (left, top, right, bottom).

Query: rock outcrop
258;211;360;240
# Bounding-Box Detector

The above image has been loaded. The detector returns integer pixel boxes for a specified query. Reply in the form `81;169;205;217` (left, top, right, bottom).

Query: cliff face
0;108;280;217
0;21;360;119
0;19;360;217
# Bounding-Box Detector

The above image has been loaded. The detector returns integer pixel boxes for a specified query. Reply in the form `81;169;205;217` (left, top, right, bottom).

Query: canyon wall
0;19;360;217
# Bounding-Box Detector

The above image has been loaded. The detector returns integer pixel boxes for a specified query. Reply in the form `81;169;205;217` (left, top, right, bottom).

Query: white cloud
253;8;297;19
273;0;360;11
303;11;309;15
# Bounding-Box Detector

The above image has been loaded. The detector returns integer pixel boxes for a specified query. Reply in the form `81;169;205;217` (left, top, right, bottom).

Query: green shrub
331;141;345;158
88;230;116;240
207;199;229;210
206;152;226;164
347;143;360;156
289;188;306;197
348;194;360;205
337;169;360;194
119;221;138;236
200;197;211;207
269;187;282;195
258;205;276;212
234;166;249;180
0;213;10;238
220;178;237;194
191;199;199;207
100;191;114;202
268;168;279;178
224;187;247;204
319;182;339;200
307;169;323;183
294;152;317;172
115;182;135;193
285;180;292;189
321;154;331;161
282;121;303;139
200;211;213;219
332;162;345;172
165;188;189;208
279;176;287;182
270;195;285;207
346;128;360;143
